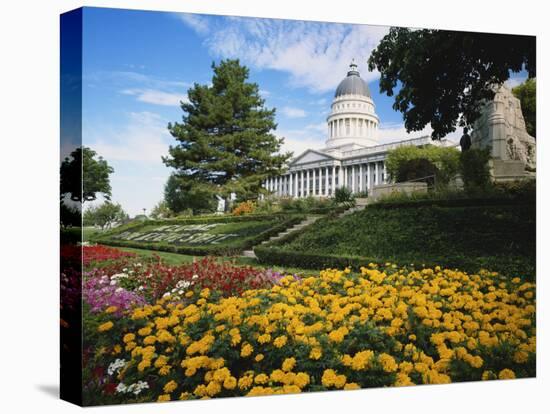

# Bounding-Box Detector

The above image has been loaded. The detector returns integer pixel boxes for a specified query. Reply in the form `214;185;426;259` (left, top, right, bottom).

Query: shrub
232;200;256;216
459;148;491;194
396;158;438;187
334;187;355;204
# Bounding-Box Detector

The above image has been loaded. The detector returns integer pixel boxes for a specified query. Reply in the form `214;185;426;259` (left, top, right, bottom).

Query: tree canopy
368;28;536;139
83;202;128;229
512;78;536;138
163;59;292;202
164;173;216;215
60;146;114;202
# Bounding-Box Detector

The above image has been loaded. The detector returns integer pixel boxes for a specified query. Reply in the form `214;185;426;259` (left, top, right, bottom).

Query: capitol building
263;62;450;198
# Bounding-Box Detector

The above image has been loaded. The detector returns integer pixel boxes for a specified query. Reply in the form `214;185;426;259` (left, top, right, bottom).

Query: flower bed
84;264;536;404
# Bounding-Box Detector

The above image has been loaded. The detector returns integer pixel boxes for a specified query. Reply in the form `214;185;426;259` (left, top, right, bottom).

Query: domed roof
334;61;371;98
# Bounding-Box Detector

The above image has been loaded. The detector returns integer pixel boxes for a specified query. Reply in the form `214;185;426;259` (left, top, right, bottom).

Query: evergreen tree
163;59;291;205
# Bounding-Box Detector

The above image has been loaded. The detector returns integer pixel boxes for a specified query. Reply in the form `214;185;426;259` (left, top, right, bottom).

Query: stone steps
241;215;320;258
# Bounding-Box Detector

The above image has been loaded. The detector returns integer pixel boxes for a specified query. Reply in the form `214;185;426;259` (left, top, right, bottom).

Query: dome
334;62;371;98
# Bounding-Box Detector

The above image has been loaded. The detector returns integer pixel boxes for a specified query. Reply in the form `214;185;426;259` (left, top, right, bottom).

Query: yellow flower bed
102;265;536;402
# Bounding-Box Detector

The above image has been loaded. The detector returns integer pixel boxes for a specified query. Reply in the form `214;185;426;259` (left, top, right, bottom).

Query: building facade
264;62;448;198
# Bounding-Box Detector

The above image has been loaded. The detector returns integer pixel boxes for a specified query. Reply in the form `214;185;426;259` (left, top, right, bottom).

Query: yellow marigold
379;353;398;373
344;382;361;390
112;344;122;355
223;376;237;390
97;321;114;332
482;370;496;380
157;394;171;402
138;326;152;336
137;359;151;372
513;350;529;364
273;335;288;348
240;343;254;357
238;374;254;389
294;372;310;388
258;333;271;344
206;381;222;397
154;355;169;368
282;357;296;372
143;335;157;345
105;305;118;314
309;347;322;360
159;365;171;376
395;372;414;386
255;373;269;385
123;333;135;343
498;369;516;380
163;380;177;394
200;288;211;299
179;392;190;400
255;354;264;362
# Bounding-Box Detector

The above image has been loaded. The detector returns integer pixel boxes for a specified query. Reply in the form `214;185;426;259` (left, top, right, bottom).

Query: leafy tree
512;78;536;138
163;59;292;205
60;147;114;202
386;145;460;186
368;28;536;139
164;173;216;215
149;200;174;220
396;158;439;187
83;202;128;230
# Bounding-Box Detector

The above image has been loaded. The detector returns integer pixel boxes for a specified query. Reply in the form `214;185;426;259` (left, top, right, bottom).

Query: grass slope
261;204;535;278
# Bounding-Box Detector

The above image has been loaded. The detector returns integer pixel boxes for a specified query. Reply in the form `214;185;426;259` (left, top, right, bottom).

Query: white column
295;173;299;197
338;166;343;189
325;167;329;196
332;166;336;194
375;162;379;186
382;162;387;184
359;164;363;193
306;170;310;196
367;163;371;190
314;169;318;196
351;165;355;193
289;173;293;196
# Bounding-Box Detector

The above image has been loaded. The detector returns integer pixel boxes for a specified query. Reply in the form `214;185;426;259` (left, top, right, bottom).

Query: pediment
290;149;334;166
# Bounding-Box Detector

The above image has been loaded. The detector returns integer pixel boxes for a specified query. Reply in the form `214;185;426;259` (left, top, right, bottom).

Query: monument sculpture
471;84;536;181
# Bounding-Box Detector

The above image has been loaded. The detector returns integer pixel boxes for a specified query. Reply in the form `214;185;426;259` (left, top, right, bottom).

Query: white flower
162;292;171;298
110;280;117;286
115;287;124;293
192;274;199;280
108;359;127;375
115;382;128;393
138;286;145;291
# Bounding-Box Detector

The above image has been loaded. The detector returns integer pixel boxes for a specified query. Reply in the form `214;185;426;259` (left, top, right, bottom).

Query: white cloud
177;13;210;35
121;88;189;106
281;106;307;118
179;16;389;93
378;122;461;145
87;111;171;163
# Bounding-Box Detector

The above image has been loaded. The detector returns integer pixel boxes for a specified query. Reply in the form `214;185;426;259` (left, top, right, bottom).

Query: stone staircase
339;197;370;217
241;215;320;258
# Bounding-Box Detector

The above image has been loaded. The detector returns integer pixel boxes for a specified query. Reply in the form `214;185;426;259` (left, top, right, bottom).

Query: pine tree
163;59;291;205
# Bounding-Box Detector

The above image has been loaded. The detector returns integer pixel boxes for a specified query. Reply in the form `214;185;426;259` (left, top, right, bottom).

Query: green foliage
149;200;174;220
385;145;460;187
83;202;128;230
459;148;492;193
164;173;217;215
256;203;535;279
512;78;536;137
60;146;114;202
368;28;536;139
163;59;292;201
334;187;355;204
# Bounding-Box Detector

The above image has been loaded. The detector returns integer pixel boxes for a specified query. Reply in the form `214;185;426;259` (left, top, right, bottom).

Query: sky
79;7;528;216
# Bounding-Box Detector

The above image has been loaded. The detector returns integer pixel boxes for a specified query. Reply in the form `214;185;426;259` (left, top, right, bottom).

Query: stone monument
471;84;536;182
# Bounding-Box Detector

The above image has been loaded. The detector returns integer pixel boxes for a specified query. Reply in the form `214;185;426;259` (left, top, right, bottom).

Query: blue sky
79;7;527;216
